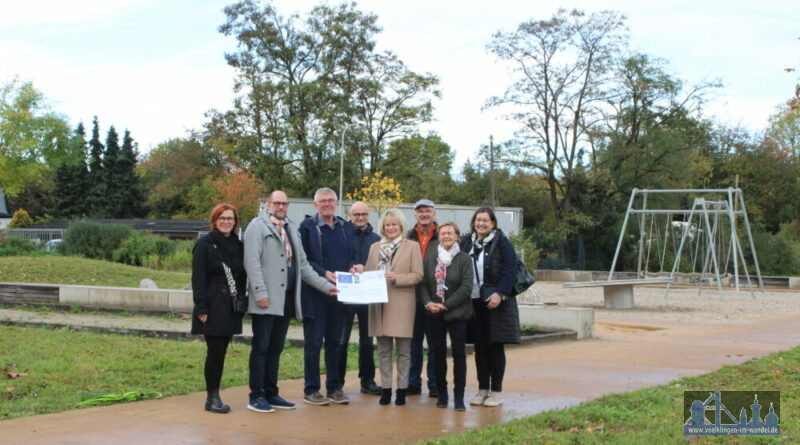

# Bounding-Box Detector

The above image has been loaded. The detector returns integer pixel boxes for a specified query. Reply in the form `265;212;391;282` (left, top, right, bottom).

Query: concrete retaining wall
518;305;594;339
3;282;193;312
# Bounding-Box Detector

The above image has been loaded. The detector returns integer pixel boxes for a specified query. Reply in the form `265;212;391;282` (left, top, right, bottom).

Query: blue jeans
340;303;376;386
409;300;436;389
303;297;347;395
249;314;291;399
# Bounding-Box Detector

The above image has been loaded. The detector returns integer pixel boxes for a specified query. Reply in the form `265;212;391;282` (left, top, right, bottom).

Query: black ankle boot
379;388;392;405
436;387;448;408
453;388;465;411
205;390;230;414
395;388;406;406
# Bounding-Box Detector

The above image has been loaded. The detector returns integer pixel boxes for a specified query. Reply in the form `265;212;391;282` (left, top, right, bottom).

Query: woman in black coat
192;203;245;413
459;207;520;408
419;221;474;411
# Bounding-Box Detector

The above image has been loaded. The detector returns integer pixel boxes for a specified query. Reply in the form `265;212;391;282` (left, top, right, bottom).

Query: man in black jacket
340;201;382;395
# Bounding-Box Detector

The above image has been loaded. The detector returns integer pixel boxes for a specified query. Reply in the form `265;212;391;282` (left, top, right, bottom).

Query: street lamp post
338;123;350;217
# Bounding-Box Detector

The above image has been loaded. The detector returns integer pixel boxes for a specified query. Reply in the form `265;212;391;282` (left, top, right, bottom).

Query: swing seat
563;278;674;309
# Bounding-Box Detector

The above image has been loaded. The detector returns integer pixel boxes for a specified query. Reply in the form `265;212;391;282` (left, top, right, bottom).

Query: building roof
29;218;209;232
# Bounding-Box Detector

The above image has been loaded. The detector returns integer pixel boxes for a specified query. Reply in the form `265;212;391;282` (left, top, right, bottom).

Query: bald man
341;201;382;395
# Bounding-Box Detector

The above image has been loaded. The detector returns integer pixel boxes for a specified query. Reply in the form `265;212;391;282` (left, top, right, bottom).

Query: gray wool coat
243;213;333;318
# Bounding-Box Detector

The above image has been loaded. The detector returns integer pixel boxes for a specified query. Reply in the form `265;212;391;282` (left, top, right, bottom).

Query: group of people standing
191;188;521;415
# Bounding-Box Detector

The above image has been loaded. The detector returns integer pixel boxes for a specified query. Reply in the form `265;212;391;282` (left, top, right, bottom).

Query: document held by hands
336;271;389;304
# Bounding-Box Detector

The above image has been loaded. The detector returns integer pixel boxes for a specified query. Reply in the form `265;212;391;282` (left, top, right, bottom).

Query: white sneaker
470;391;488;406
483;392;503;407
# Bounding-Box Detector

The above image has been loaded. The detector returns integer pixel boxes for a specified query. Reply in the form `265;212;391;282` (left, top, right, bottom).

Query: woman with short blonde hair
366;208;422;406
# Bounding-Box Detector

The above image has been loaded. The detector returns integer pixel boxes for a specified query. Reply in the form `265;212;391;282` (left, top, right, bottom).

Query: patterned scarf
270;213;292;266
378;236;403;271
470;229;496;257
435;242;460;299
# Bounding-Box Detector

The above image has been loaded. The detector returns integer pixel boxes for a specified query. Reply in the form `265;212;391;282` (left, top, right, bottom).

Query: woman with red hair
191;203;246;413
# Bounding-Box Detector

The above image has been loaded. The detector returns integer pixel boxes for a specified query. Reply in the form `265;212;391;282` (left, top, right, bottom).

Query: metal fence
5;229;65;243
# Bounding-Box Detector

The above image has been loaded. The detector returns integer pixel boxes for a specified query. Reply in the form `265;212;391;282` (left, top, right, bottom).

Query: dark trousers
303;298;347;395
471;299;506;392
204;335;232;392
409;301;437;389
427;317;466;394
340;303;376;386
249;313;291;399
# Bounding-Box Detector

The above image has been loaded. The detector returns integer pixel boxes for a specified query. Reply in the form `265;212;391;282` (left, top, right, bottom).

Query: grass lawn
421;347;799;444
0;325;359;420
0;256;191;289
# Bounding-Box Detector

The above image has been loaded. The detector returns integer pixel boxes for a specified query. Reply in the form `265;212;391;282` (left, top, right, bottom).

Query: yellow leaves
346;171;403;214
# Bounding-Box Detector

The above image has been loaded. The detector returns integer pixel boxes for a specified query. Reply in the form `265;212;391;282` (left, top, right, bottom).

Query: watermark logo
684;391;780;436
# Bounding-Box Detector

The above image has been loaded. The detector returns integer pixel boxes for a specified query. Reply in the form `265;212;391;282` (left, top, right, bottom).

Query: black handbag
511;260;535;296
222;263;248;314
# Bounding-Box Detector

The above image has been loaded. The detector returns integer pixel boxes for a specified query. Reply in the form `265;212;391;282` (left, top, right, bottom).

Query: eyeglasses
316;198;336;204
352;213;368;217
270;201;289;207
217;216;236;222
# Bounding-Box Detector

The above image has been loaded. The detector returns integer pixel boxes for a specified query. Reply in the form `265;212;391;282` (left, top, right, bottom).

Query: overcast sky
1;0;798;169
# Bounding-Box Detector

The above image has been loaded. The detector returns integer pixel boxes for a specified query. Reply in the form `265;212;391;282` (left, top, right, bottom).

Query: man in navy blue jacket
298;187;354;406
340;201;381;395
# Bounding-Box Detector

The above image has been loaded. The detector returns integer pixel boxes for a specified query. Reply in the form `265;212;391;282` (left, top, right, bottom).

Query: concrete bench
563;278;674;309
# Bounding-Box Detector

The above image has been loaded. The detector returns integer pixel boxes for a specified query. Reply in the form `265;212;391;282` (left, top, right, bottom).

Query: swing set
608;188;764;299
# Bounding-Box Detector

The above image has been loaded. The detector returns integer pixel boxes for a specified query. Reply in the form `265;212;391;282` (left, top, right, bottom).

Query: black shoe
428;386;438;398
395;388;406;406
379;388;392;405
205;390;230;414
361;381;382;395
454;388;465;411
405;385;422;395
436;391;448;408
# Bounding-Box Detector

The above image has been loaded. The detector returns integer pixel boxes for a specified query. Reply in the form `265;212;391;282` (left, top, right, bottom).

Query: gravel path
519;281;800;323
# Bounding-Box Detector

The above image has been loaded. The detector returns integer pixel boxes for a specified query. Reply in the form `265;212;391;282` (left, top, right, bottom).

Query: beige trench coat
366;239;423;338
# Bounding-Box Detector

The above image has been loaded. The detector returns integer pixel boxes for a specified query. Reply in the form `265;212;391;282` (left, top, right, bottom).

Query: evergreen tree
117;129;145;217
87;116;106;216
103;126;122;217
52;123;90;218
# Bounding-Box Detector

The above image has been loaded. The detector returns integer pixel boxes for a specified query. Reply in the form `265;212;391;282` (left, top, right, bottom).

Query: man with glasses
243;190;338;413
298;187;355;405
340;201;381;396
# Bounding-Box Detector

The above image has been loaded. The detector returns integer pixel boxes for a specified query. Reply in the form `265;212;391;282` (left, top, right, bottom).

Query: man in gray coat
243;190;338;413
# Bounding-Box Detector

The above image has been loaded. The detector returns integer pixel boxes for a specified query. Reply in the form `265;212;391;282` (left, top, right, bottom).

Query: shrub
8;209;33;228
749;230;800;276
59;220;132;260
112;231;176;266
0;234;38;256
508;232;541;271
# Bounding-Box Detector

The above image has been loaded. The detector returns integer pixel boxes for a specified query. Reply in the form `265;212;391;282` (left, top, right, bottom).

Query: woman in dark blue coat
459;207;520;408
191;203;245;413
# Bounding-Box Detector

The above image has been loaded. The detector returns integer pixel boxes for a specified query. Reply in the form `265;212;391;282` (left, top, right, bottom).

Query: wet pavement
1;309;799;444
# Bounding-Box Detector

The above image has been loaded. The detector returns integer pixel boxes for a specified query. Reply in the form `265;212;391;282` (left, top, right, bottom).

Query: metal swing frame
608;188;764;298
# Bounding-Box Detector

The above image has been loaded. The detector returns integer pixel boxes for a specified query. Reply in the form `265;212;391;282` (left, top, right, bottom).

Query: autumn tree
381;134;453;203
213;169;264;224
487;9;627;253
0;79;70;196
346;171;402;214
139;137;225;219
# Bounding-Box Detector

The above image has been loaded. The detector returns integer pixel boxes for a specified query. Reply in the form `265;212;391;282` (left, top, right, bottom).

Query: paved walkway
1;309;799;444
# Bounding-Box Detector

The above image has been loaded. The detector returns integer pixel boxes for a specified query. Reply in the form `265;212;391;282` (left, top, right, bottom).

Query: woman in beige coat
366;208;423;406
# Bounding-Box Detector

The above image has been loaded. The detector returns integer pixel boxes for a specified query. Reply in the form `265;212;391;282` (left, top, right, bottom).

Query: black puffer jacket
191;230;245;336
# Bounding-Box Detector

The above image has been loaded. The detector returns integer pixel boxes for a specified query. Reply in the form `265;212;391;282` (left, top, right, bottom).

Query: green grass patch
0;325;362;420
0;256;190;289
421;347;800;444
